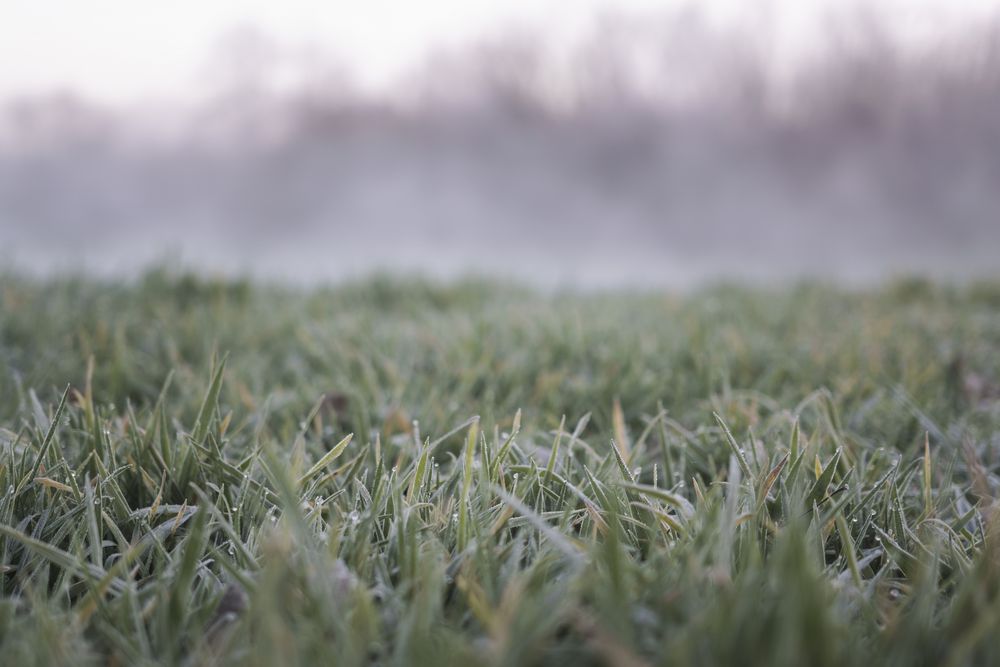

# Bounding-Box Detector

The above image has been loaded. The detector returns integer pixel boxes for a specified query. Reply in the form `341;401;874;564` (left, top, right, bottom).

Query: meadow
1;271;999;665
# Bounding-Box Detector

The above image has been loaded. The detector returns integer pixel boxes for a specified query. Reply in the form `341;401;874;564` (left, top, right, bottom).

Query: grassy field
1;271;999;666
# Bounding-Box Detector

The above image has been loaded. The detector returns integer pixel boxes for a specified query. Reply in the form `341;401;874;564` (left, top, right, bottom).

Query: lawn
1;271;999;665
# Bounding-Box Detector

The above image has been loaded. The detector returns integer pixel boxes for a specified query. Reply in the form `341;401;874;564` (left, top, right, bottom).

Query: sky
2;0;997;105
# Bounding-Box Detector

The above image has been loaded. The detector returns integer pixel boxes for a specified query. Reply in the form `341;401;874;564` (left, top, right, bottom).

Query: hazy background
2;0;999;287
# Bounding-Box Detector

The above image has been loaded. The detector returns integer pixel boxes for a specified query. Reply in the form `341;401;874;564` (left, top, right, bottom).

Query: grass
1;270;999;665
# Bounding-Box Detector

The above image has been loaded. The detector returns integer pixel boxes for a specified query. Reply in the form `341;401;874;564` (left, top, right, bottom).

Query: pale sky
1;0;996;105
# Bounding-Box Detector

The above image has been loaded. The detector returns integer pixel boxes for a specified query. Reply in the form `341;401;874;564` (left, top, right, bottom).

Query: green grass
1;271;999;666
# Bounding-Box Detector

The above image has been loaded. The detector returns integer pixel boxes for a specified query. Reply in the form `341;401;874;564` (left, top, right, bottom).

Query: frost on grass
0;275;999;665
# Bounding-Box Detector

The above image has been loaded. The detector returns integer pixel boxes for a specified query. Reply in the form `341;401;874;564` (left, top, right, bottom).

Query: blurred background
2;0;999;288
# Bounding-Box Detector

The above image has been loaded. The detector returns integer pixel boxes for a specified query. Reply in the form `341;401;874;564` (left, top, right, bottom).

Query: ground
1;272;999;665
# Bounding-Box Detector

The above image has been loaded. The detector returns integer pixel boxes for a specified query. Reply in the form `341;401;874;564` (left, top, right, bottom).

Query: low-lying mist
2;12;999;287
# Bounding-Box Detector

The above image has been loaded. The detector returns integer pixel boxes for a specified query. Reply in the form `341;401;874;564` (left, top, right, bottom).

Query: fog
2;10;999;287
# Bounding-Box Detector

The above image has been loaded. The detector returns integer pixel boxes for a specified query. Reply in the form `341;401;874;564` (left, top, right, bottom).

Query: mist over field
5;6;1000;665
2;9;999;286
